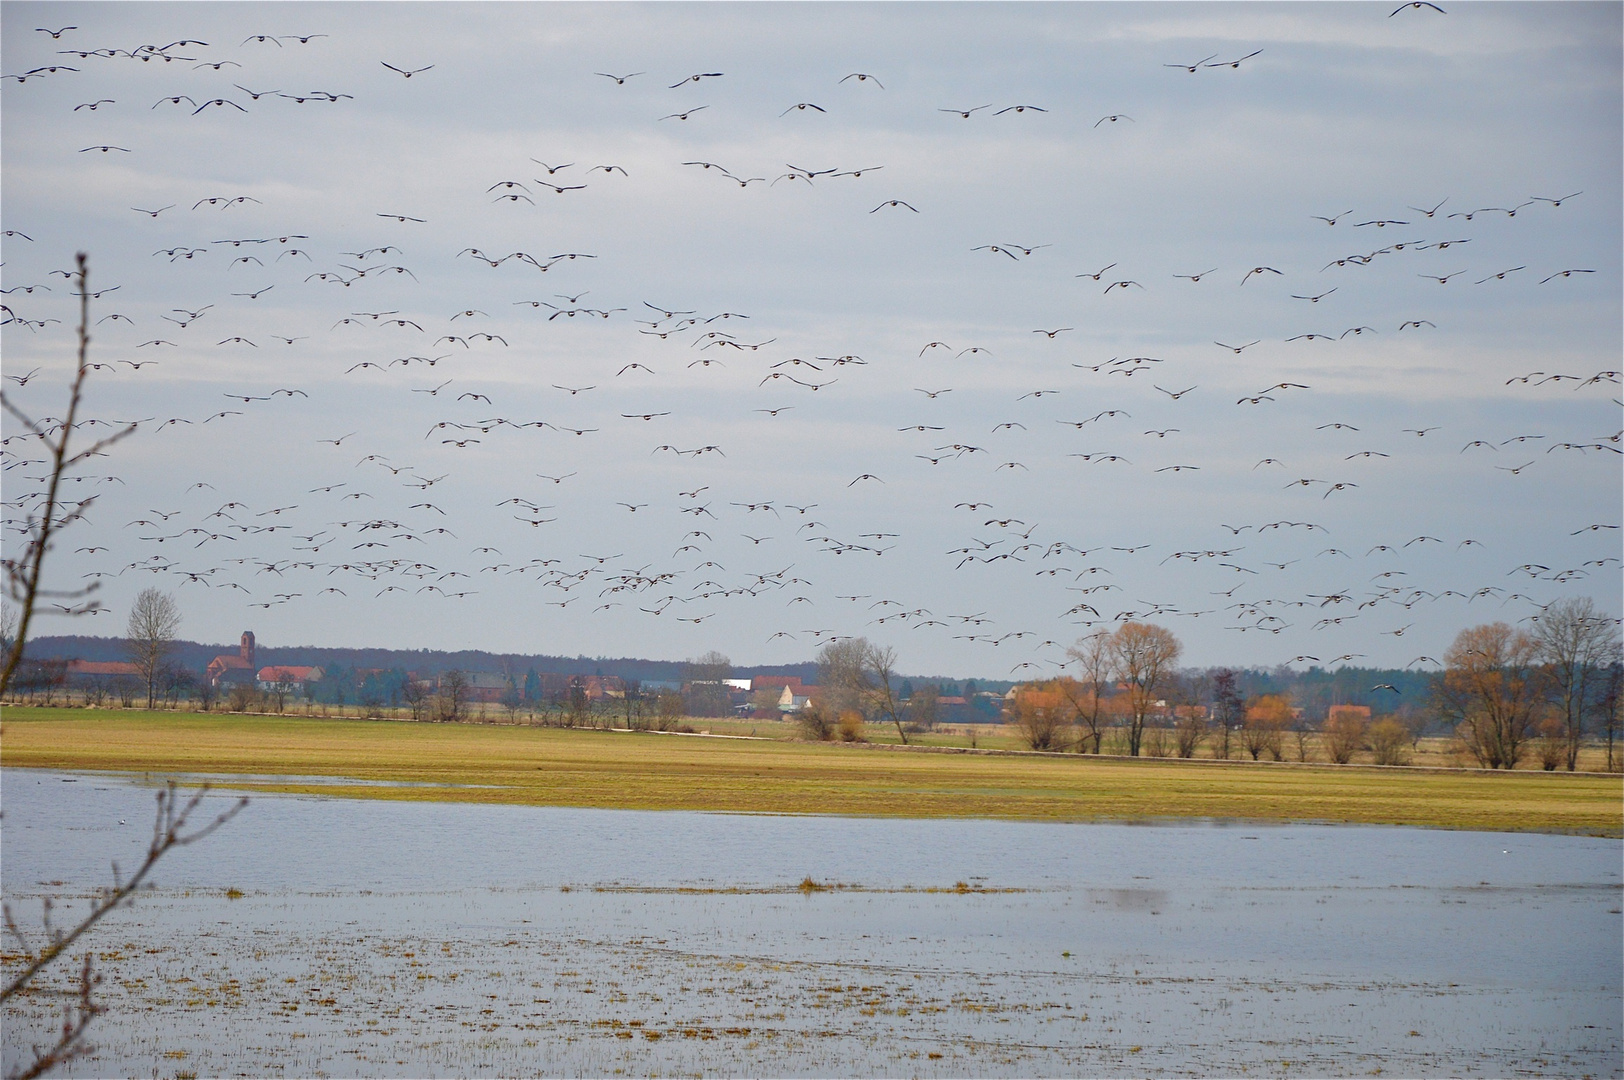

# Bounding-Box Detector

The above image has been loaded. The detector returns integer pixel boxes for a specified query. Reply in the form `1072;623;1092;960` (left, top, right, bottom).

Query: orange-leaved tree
1435;622;1544;769
1106;622;1181;757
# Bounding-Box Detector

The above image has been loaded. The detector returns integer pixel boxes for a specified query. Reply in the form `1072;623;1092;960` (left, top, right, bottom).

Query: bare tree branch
0;254;138;697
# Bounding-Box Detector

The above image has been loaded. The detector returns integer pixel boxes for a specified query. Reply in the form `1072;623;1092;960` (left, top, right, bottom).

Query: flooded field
3;769;1620;1077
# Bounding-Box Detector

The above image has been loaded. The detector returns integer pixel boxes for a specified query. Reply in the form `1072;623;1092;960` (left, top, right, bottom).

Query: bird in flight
1207;50;1262;69
595;71;643;84
940;104;992;118
1165;54;1217;73
840;72;884;87
382;62;434;77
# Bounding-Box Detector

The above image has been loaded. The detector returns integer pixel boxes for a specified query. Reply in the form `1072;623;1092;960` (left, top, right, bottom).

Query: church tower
240;631;256;668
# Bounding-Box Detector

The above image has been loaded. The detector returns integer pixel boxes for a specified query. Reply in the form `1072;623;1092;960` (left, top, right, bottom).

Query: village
6;626;1476;769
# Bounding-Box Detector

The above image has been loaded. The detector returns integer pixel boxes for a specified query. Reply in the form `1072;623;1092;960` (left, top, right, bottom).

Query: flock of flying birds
2;10;1619;679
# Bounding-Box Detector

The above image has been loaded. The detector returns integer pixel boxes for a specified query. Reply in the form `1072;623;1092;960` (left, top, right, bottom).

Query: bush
1533;716;1566;771
837;710;866;742
1366;718;1411;766
1323;714;1365;764
796;701;834;741
1011;684;1071;751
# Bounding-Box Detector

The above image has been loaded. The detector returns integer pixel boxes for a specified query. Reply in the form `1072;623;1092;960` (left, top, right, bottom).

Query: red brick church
205;631;259;689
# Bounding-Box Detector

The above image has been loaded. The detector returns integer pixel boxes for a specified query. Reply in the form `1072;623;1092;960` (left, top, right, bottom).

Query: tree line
996;606;1621;771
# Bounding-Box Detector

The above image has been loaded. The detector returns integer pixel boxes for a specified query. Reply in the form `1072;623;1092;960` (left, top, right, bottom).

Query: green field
3;707;1619;835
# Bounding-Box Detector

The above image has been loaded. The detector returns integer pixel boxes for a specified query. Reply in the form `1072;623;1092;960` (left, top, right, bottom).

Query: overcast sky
3;1;1619;678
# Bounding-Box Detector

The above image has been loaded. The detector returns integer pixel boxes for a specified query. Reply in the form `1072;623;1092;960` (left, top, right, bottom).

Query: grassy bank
3;708;1619;835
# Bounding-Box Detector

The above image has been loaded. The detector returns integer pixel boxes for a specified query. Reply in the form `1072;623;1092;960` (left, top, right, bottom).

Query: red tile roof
258;665;322;682
66;660;141;676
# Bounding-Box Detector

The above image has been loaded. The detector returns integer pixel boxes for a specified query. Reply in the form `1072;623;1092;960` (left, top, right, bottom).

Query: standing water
3;769;1619;1077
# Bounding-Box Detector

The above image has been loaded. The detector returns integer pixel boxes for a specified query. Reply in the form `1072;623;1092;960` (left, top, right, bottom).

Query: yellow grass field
3;708;1619;836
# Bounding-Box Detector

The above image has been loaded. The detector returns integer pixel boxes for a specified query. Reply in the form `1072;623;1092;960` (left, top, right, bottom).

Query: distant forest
24;634;819;687
28;634;1436;716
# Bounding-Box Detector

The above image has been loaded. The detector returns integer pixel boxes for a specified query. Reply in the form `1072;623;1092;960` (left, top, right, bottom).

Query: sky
2;1;1619;679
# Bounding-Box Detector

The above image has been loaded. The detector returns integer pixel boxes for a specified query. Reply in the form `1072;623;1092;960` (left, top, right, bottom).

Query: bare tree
1107;622;1182;757
1600;663;1622;772
0;254;136;697
1166;671;1208;758
906;683;941;732
1062;631;1113;752
567;677;591;727
1532;597;1623;770
622;679;647;730
1210;668;1244;760
1;600;16;666
656;689;684;729
124;588;181;710
402;677;427;720
682;651;733;717
816;638;870;717
863;642;909;744
500;676;523;721
1173;710;1207;759
437;668;469;722
815;637;909;743
1435;622;1544;769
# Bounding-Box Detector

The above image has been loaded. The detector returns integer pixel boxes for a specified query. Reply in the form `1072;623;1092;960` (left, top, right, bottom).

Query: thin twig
5;955;103;1080
1;253;91;696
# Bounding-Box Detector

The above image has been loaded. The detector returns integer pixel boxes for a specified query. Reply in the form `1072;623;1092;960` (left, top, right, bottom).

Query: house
775;685;811;714
257;665;324;695
64;659;142;685
206;631;259;688
1327;704;1371;724
451;671;513;703
534;673;626;703
755;675;810;696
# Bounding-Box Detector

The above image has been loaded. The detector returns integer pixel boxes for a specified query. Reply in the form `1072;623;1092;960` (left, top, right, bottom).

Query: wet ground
4;770;1620;1077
